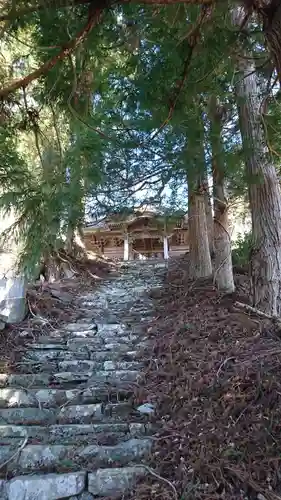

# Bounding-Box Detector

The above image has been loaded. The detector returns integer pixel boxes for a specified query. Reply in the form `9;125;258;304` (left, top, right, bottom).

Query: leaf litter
126;255;281;500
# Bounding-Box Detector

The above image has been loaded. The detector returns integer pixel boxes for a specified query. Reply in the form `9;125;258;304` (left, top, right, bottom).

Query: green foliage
0;116;104;276
232;231;253;267
0;127;29;191
264;98;281;171
0;135;64;276
0;0;276;275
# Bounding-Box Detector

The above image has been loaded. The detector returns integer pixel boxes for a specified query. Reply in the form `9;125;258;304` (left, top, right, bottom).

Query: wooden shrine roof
84;210;188;233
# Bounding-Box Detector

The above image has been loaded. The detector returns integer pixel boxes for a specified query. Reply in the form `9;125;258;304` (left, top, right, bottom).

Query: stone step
36;335;67;345
79;311;120;325
57;360;101;372
12;361;58;374
129;310;154;318
1;467;147;499
0;407;55;426
0;370;139;388
102;334;140;342
57;360;143;373
67;331;100;339
64;323;98;332
0;262;163;494
26;343;67;350
0;403;103;425
66;340;127;352
0;384;133;408
22;346;141;364
0;422;151;445
1;471;86;500
0;373;51;388
100;333;139;342
90;370;140;383
23;350;90;362
103;360;143;371
59;403;103;424
75;334;139;344
21;359;128;376
96;324;127;336
51;370;140;386
0;401;139;424
88;466;147;497
97;341;147;353
68;342;135;355
0;438;152;473
89;350;140;362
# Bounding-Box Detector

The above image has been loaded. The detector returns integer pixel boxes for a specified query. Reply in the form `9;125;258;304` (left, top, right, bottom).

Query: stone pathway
0;261;166;500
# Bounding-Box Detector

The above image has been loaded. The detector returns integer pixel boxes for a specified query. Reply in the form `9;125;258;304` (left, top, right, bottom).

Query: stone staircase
0;261;166;500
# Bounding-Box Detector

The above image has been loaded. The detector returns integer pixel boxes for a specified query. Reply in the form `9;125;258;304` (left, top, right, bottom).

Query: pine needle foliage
0;0;280;276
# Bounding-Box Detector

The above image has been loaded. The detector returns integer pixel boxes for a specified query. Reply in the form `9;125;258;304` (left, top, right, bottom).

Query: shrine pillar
163;235;169;259
123;233;129;261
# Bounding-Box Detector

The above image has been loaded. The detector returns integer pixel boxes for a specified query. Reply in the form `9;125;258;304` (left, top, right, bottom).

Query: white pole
163;235;169;259
124;233;129;261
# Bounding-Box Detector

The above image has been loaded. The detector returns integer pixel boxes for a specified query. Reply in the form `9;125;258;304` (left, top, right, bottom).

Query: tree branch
0;3;104;99
129;0;213;3
0;0;214;22
0;0;93;22
146;4;213;144
0;0;215;100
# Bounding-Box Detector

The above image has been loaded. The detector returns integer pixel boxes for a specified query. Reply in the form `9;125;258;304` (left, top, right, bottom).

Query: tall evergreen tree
208;95;235;292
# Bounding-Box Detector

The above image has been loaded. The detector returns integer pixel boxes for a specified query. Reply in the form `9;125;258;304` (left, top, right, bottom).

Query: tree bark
186;102;212;279
234;11;281;315
253;0;281;84
188;179;212;279
202;167;214;257
208;95;234;292
191;104;214;256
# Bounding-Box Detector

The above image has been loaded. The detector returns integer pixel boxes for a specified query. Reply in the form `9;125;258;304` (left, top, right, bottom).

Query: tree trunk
66;225;87;257
186;103;212;279
234;12;281;315
188;179;212;279
208;95;235;293
42;253;61;282
257;1;281;84
187;102;214;257
65;225;75;254
202;167;214;257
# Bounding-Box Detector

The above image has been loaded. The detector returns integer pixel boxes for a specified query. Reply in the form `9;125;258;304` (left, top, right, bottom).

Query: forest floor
2;255;281;500
127;256;281;500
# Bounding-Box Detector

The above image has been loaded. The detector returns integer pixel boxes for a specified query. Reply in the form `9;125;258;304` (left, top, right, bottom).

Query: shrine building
83;209;189;260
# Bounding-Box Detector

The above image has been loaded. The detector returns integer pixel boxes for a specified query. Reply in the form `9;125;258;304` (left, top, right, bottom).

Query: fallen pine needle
134;464;178;500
